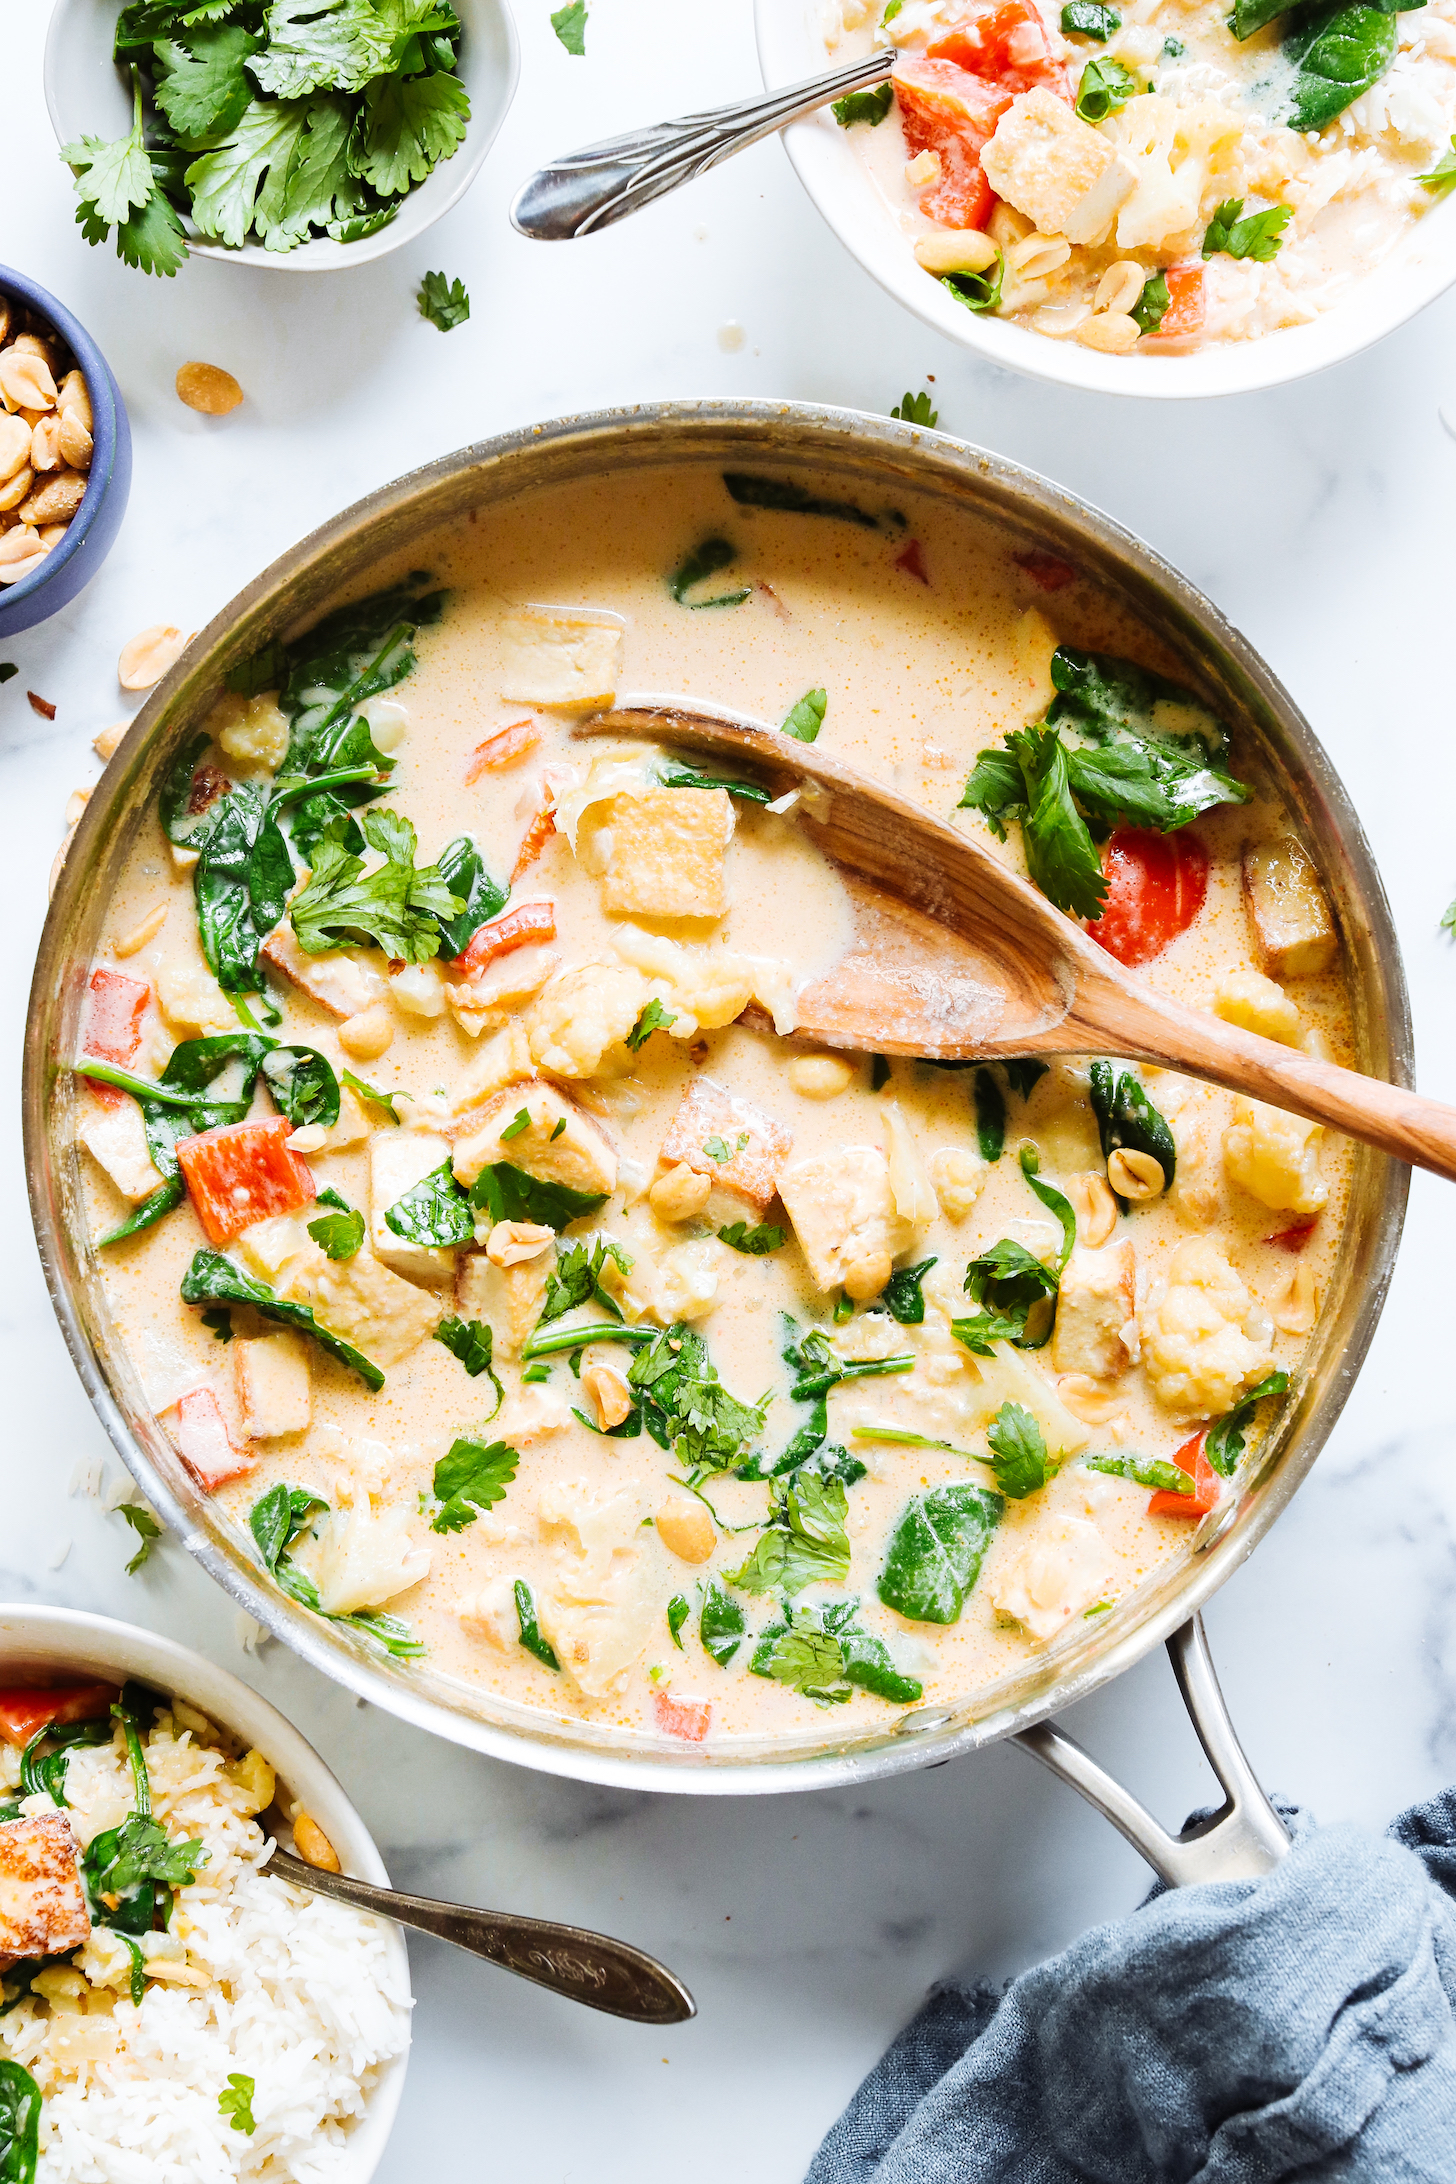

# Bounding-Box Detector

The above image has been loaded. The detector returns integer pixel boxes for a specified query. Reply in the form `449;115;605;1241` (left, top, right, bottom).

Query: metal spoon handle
510;47;895;240
268;1846;695;2024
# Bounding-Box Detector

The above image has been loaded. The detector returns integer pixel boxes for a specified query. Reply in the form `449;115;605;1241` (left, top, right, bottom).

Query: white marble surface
8;2;1456;2175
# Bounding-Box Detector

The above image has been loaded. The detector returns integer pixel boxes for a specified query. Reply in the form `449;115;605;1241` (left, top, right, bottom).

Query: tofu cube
593;788;734;920
233;1333;311;1440
499;604;624;711
457;1248;551;1357
160;1384;252;1491
451;1083;618;1199
980;87;1134;243
659;1076;792;1212
370;1129;459;1288
80;1098;161;1203
176;1116;317;1245
777;1145;914;1298
260;922;388;1019
990;1516;1112;1643
0;1812;91;1961
1051;1242;1136;1381
1242;838;1337;979
237;1218;440;1366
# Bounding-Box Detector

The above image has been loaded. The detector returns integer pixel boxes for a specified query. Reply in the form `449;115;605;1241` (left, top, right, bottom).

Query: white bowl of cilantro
44;0;519;273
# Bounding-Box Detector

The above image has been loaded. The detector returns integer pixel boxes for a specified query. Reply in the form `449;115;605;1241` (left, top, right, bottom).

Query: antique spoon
264;1824;695;2025
578;700;1456;1184
510;48;894;240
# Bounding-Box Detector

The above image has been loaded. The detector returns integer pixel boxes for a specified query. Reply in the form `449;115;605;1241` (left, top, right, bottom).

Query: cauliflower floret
1223;1098;1327;1215
524;962;653;1077
1140;1236;1272;1416
928;1144;988;1220
1213;967;1304;1048
1112;96;1242;253
612;924;797;1036
292;1488;430;1615
209;690;289;768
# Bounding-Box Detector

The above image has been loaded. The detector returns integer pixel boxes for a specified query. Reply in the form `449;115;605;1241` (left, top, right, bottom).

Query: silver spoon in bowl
510;47;894;240
262;1811;695;2025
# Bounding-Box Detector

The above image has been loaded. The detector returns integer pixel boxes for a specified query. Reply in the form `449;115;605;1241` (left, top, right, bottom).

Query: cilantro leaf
540;1236;630;1323
1074;55;1137;119
953;1238;1059;1355
626;996;677;1051
341;1068;402;1121
957;746;1027;840
116;1503;163;1574
354;69;470;195
729;1471;851;1596
434;1315;498;1378
248;0;392;97
717;1221;787;1255
290;808;462;961
890;389;938;427
418;268;470;330
1202;196;1292;262
308;1206;364;1260
1420;134;1456;193
431;1435;519;1531
667;1594;690;1649
1012;727;1108;921
153;24;261;137
759;1625;850;1701
185;97;312;250
551;0;587;49
62;87;153;226
703;1132;749;1163
831;82;894;124
986;1402;1054;1498
219;2074;257;2136
628;1323;768;1475
782;687;827;743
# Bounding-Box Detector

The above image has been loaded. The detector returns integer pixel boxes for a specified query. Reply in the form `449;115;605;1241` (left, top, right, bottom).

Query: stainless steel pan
23;401;1411;1886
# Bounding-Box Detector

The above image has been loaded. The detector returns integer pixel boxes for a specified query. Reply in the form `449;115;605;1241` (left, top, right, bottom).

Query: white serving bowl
0;1603;410;2183
44;0;519;273
755;0;1456;398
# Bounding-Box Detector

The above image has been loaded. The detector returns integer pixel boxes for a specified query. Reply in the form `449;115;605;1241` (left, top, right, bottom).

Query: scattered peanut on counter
175;362;244;417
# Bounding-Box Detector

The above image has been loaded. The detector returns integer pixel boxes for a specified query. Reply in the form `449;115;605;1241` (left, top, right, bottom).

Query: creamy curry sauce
71;466;1354;1748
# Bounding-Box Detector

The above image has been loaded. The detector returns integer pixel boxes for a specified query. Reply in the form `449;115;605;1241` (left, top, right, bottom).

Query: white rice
0;1711;410;2182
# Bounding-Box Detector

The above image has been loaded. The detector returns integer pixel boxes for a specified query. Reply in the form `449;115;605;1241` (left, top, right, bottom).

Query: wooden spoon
578;701;1456;1184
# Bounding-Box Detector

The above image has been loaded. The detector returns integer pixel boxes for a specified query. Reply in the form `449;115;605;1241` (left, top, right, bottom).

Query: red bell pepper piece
1148;263;1205;341
1014;549;1077;592
464;720;540;783
176;1116;317;1245
1267;1220;1318;1253
652;1689;711;1743
1090;827;1209;968
511;803;556;884
894;61;1014;229
1148;1427;1219;1520
895;539;930;585
82;968;148;1065
160;1385;252;1491
0;1682;120;1746
450;899;557;980
927;2;1070;96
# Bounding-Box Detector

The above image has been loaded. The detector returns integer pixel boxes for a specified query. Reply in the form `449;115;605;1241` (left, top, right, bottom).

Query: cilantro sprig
418;269;470;330
1202;198;1292;263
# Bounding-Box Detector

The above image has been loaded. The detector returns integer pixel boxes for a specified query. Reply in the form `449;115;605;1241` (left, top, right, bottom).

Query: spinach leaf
95;1030;275;1243
1004;1059;1049;1099
1083;1451;1194;1495
251;1481;327;1573
434;835;508;957
656;757;774;804
385;1159;475;1248
514;1581;560;1669
751;1622;850;1703
0;2052;39;2175
722;472;893;532
192;780;295;994
824;1601;923;1703
1231;0;1287;32
1063;732;1248;833
19;1719;112;1805
1202;196;1292;260
629;1322;769;1476
1205;1370;1290;1478
718;1221;787;1255
260;1043;339;1128
1062;0;1120;31
782;687;828;742
627;997;677;1051
884;1258;937;1324
666;1594;690;1649
831;81;894;123
431;1436;519;1532
986;1402;1054;1498
954;1239;1059;1354
1048;644;1229;754
290;809;463;963
1019;1146;1077;1272
1074;55;1137;117
700;1577;747;1665
729;1471;851;1596
268;578;443;778
158;731;213;844
1130;269;1170;333
940;256;1004;314
974;1066;1006;1160
1280;0;1397;129
667;536;752;610
540;1236;631;1323
1089;1062;1176;1206
878;1482;1003;1624
469;1162;607;1230
248;1482;424;1657
181;1249;385;1389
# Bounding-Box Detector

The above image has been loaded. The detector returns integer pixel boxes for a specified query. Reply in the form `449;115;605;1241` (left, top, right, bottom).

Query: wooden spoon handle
1083;974;1456;1183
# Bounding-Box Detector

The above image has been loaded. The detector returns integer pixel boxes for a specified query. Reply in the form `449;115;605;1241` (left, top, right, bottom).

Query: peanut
30;414;62;472
1093;262;1147;316
115;903;169;957
648;1161;711;1222
93;721;127;760
176;361;244;416
118;624;186;690
0;350;56;413
842;1248;892;1302
582;1358;633;1430
0;413;29;482
57;407;92;471
292;1811;341;1872
788;1053;855;1099
1272;1257;1318;1335
914;228;999;275
19;469;87;526
1076;312;1141;355
1107;1147;1166;1201
0;466;33;513
38;524;68;549
1065;1169;1119;1246
485;1220;554;1267
64;787;92;830
0;524;44;585
338;1004;394;1059
654;1497;715;1563
1058;1373;1123;1425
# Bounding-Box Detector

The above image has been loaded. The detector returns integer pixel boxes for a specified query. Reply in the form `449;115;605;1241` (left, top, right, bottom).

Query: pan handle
1012;1614;1290;1888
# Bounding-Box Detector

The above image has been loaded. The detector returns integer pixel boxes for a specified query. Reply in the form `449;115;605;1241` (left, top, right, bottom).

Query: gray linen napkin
807;1787;1456;2182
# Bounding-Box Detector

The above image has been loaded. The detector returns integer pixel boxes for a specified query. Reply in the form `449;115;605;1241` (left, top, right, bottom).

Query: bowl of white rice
0;1604;410;2184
